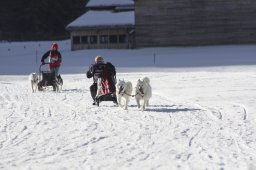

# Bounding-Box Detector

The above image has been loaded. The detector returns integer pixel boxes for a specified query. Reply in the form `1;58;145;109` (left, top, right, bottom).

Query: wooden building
66;0;135;50
135;0;256;47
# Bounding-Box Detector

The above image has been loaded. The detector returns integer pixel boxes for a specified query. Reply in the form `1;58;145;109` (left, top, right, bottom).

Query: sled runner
93;62;117;106
38;63;63;92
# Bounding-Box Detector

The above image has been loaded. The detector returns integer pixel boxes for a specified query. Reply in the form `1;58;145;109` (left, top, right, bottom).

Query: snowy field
0;40;256;170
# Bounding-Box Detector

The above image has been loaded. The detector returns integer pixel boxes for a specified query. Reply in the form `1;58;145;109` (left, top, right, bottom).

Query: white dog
116;79;133;110
28;73;39;93
135;77;152;110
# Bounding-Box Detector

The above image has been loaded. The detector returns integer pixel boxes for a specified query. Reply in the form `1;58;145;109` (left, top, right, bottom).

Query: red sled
95;64;117;106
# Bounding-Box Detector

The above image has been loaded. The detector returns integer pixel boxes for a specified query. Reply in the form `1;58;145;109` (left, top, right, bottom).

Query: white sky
0;40;256;169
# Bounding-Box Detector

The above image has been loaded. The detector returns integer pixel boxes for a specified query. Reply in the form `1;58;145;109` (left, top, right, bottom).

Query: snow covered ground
0;40;256;170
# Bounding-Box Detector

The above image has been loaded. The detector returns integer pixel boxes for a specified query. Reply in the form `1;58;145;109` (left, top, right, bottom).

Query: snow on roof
66;10;134;30
86;0;134;7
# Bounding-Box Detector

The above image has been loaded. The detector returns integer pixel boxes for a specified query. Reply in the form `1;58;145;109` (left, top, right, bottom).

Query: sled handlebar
39;62;51;72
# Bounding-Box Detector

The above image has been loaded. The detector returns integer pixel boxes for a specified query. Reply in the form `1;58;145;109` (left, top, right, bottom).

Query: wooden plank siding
134;0;256;47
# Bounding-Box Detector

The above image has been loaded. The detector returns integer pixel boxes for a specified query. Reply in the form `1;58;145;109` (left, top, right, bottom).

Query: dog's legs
146;100;149;106
31;81;33;92
56;84;60;92
57;76;63;91
124;97;128;110
33;84;36;93
136;98;140;108
142;99;146;111
31;81;35;93
34;82;38;93
117;95;122;107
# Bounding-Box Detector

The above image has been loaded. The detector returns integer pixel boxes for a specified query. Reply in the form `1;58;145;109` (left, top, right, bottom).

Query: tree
0;0;87;41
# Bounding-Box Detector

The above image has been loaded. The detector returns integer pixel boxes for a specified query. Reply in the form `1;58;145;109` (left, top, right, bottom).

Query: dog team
28;73;152;110
29;71;152;111
29;72;151;111
29;42;63;93
116;76;152;111
28;72;63;93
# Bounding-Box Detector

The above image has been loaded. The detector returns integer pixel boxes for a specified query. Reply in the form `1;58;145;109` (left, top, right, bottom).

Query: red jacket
41;50;62;68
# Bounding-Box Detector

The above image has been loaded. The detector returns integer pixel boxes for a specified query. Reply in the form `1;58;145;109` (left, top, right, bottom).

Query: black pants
90;83;97;101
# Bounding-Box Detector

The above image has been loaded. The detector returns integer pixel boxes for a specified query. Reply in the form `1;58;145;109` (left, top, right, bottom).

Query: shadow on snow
130;104;201;113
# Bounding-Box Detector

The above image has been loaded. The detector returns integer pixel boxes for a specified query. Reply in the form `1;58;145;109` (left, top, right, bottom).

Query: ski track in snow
0;72;256;170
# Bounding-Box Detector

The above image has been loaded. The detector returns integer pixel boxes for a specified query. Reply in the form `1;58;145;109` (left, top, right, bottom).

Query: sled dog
135;77;152;110
116;79;133;110
28;73;39;93
56;74;63;90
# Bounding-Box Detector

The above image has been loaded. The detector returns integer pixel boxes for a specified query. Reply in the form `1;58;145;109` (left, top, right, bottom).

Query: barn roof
86;0;134;7
66;10;134;31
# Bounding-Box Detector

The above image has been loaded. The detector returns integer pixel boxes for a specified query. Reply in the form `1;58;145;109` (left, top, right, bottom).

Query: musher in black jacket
87;56;116;105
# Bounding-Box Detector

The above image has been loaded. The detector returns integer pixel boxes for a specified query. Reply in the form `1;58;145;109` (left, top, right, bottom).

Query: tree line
0;0;88;41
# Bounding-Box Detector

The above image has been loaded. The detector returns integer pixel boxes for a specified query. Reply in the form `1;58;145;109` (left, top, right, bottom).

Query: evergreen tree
0;0;87;41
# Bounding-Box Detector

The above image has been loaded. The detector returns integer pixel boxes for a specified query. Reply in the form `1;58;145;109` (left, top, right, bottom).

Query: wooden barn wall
135;0;256;47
